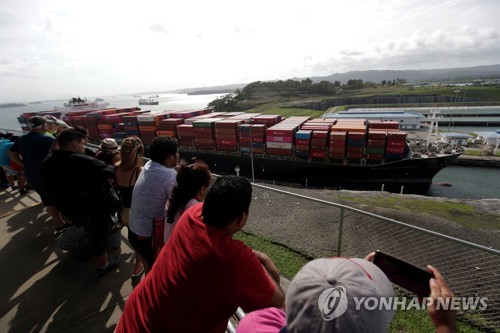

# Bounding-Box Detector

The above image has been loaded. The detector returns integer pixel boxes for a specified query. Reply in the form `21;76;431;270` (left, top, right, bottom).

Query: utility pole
447;89;461;132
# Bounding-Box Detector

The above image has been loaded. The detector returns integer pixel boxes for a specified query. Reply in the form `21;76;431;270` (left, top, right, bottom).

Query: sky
1;0;499;102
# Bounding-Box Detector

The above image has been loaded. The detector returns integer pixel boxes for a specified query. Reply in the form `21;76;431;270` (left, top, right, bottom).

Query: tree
346;79;365;89
207;94;238;112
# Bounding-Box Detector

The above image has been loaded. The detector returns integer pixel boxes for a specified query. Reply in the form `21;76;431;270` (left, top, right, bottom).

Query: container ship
16;107;462;193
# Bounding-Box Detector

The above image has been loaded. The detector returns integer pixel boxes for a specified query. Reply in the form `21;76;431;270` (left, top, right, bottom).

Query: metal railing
94;148;498;329
244;183;500;329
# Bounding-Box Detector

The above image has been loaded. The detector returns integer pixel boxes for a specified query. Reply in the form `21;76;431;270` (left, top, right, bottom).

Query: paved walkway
0;188;291;333
0;188;135;333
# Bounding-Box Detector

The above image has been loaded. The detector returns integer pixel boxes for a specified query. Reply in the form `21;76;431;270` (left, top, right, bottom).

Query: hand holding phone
373;251;434;297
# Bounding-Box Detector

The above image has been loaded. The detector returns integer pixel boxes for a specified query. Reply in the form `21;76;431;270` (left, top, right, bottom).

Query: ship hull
179;150;461;194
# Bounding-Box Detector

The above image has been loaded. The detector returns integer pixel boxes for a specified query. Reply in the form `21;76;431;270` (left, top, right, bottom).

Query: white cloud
0;0;499;101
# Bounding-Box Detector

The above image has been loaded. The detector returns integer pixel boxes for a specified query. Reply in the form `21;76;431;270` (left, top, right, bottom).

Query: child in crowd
163;160;211;244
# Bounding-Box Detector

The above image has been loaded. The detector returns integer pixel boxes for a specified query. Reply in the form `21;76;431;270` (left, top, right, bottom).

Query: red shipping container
215;120;241;128
295;139;310;145
330;131;347;137
311;151;326;158
267;129;295;136
216;139;237;145
195;138;214;144
348;132;366;140
368;121;399;129
329;147;345;153
252;137;265;143
310;138;326;146
194;132;214;139
156;130;175;137
387;131;406;140
386;140;405;148
253;148;265;154
215;133;238;140
347;146;363;153
139;126;157;132
138;120;157;127
368;130;387;140
329;140;346;147
215;128;238;135
296;145;310;151
367;140;386;147
178;132;194;139
193;127;214;134
348;152;364;159
267;148;292;155
386;147;405;154
312;131;329;139
239;136;250;143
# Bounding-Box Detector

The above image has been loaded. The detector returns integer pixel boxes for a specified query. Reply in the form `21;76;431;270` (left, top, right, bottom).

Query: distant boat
139;97;159;105
56;97;110;112
95;98;104;102
29;101;42;104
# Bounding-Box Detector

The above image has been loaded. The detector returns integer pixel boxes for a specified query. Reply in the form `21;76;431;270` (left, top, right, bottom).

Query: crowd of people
2;115;458;332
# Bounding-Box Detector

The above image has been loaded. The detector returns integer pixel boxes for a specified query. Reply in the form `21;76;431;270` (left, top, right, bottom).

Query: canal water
2;96;499;199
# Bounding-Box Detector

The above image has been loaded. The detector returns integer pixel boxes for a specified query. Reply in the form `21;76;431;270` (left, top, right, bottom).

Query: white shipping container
266;142;293;149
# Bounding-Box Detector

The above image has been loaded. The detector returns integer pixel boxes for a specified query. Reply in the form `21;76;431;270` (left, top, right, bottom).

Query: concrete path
0;188;136;333
0;188;291;333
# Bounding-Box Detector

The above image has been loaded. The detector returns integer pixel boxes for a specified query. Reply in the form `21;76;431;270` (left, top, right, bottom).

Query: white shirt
129;160;176;237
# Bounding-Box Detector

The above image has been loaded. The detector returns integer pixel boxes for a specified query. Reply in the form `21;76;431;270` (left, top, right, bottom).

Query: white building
440;132;473;145
326;110;423;129
474;131;500;145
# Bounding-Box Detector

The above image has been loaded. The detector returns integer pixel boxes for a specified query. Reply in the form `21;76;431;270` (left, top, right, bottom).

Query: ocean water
2;94;499;199
0;93;224;131
429;166;500;199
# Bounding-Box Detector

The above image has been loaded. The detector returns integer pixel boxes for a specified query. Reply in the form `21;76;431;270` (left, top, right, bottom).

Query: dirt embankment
272;186;500;250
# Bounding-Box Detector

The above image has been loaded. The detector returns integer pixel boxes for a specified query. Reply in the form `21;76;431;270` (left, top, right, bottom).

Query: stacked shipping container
215;120;241;151
266;117;309;156
238;124;266;153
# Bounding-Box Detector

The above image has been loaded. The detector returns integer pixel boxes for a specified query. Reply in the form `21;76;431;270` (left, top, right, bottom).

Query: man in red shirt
116;176;284;333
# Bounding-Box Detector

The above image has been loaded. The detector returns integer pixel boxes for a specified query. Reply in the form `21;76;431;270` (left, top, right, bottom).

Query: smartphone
373;251;434;297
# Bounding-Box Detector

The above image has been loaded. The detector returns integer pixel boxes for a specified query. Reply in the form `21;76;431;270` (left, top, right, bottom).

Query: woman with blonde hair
115;136;145;278
163;160;211;244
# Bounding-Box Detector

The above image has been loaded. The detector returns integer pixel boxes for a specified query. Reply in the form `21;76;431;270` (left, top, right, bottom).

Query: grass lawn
235;231;487;332
464;149;484;156
247;106;324;118
337;196;499;231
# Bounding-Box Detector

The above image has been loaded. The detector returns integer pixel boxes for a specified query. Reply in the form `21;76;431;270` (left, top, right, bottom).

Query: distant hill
169;83;247;95
150;64;500;96
0;103;26;108
307;64;500;84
